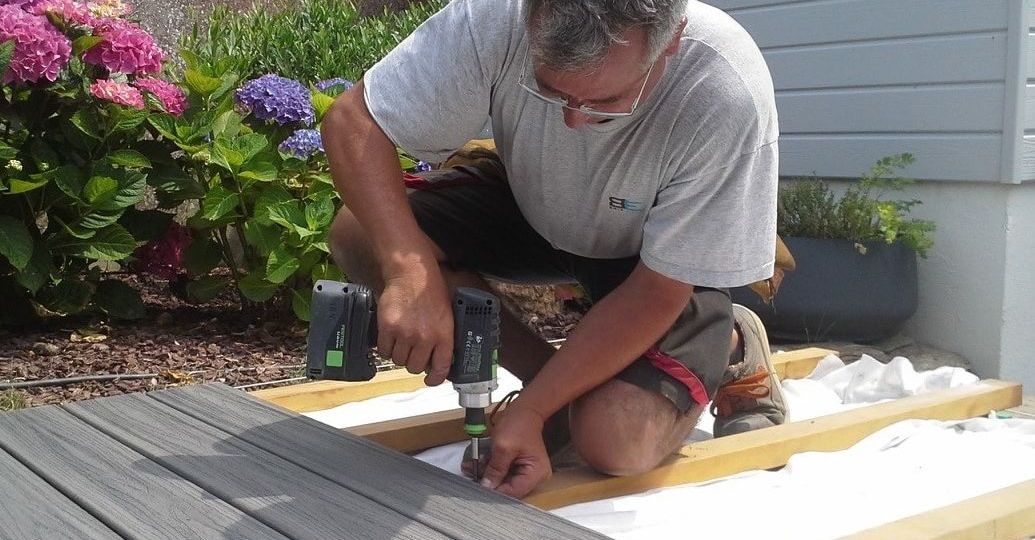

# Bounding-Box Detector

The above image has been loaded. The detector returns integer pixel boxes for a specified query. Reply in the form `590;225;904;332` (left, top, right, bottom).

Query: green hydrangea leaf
36;279;94;315
184;68;223;96
55;223;135;261
183;236;223;275
202;184;240;221
107;149;151;169
266;245;300;284
0;40;13;78
84;175;119;205
0;215;33;270
15;244;52;294
292;288;312;321
93;279;145;319
186;274;229;302
239;273;279;302
242;221;281;256
304;197;335;230
7;177;49;194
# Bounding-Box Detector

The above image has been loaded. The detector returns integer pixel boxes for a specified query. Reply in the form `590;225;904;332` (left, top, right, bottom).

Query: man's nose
562;107;593;129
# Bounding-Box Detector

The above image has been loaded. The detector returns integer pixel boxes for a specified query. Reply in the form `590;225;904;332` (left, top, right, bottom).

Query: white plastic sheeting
305;354;1035;539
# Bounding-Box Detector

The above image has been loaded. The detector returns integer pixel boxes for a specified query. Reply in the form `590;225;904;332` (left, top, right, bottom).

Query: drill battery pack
306;280;378;382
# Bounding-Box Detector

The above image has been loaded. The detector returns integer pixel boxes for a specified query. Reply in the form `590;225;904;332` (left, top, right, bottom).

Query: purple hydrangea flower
235;74;315;126
415;160;432;172
278;128;324;159
314;77;352;93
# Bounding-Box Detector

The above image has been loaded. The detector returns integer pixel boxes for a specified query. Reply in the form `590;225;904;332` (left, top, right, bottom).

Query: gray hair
523;0;688;71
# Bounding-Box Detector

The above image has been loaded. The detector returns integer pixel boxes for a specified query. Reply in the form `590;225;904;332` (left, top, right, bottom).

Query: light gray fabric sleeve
362;0;509;162
640;141;778;288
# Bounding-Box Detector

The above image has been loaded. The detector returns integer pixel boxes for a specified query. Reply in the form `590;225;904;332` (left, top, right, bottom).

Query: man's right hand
377;264;455;386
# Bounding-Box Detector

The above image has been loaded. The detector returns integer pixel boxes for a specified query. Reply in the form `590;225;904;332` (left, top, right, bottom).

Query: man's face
529;27;664;129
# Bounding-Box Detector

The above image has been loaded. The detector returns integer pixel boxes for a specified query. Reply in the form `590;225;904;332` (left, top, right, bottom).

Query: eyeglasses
518;47;655;119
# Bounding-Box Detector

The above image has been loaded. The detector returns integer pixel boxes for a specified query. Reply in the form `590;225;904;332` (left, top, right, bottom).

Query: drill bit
471;436;481;481
464;408;488;482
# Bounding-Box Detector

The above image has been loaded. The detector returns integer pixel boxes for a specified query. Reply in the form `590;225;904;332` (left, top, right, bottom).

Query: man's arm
480;262;694;496
321;81;455;385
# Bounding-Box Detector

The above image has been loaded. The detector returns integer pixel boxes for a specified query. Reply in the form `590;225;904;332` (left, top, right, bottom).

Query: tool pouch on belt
433;139;796;304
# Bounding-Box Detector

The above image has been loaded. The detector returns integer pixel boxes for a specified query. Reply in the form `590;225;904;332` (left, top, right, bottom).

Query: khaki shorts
406;152;732;413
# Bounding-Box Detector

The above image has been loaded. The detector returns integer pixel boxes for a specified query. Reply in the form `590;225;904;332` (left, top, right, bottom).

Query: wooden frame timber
523;379;1021;509
840;479;1035;540
252;346;836;414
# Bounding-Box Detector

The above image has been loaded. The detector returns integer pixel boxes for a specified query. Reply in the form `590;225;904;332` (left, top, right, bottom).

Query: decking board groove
0;447;123;540
65;392;451;540
0;404;285;540
152;384;605;540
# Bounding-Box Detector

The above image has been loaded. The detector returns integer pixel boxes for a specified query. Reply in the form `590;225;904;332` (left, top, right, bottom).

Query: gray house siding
1024;0;1035;178
706;0;1027;182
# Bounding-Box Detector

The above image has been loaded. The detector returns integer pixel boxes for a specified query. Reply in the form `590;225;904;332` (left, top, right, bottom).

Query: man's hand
479;404;552;498
377;265;454;386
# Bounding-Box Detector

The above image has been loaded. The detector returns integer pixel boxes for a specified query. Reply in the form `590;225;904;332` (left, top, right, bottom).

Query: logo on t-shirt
608;196;646;212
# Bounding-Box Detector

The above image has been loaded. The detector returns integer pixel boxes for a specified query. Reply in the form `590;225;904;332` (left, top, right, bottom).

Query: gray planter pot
730;237;918;343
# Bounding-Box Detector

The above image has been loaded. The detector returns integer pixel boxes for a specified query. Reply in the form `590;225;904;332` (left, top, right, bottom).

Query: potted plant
731;153;935;343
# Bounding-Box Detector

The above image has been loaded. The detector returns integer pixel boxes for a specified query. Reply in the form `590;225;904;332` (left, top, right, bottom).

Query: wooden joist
252;347;836;414
523;380;1021;510
252;369;426;413
340;347;835;452
840;479;1035;540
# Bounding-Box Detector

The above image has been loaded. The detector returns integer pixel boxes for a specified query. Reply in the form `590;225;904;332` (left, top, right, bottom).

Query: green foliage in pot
777;153;935;257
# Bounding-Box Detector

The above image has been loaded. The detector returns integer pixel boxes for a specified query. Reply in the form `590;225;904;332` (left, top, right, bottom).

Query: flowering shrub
146;54;428;320
0;0;186;322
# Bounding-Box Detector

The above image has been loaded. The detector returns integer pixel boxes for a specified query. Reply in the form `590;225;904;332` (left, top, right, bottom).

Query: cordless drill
306;280;499;474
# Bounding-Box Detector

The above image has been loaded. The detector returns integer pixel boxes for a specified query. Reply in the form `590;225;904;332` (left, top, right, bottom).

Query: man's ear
662;16;687;57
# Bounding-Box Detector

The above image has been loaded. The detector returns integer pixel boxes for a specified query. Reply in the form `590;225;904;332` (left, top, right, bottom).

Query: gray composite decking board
0;404;287;540
64;392;451;540
0;446;123;540
152;384;606;540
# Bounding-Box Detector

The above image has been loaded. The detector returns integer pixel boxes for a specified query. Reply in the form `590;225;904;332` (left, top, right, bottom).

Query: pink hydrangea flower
0;0;39;9
87;0;130;18
32;0;94;26
133;77;186;116
131;222;191;280
83;18;162;75
90;78;144;109
0;5;71;84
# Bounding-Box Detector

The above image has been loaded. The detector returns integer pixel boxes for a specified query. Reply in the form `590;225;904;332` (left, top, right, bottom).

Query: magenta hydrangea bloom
0;0;39;9
0;5;71;84
133;77;186;116
90;79;144;109
32;0;94;26
131;222;191;280
83;18;163;75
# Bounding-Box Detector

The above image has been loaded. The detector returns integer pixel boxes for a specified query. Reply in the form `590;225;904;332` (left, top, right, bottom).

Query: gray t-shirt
364;0;778;287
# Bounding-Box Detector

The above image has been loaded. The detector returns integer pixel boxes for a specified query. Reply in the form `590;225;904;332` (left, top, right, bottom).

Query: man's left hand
478;405;552;498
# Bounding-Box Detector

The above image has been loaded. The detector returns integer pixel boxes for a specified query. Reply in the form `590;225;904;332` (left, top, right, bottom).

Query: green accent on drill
464;423;487;436
325;350;343;367
492;348;498;379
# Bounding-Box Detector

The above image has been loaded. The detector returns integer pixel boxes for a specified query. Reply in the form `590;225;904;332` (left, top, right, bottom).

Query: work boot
711;304;787;437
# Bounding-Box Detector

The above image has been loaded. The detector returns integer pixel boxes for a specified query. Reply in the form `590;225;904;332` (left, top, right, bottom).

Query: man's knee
568;379;692;476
